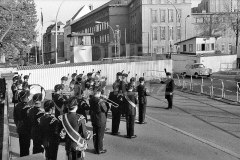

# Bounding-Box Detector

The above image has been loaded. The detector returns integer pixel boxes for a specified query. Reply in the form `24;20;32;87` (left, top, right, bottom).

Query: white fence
17;60;172;90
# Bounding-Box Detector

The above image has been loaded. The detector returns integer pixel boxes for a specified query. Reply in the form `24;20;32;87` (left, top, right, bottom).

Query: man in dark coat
58;97;92;160
13;90;31;157
124;83;138;138
109;83;121;135
137;77;150;124
11;76;18;107
89;85;107;154
27;93;45;154
38;100;60;160
161;72;175;109
119;73;128;117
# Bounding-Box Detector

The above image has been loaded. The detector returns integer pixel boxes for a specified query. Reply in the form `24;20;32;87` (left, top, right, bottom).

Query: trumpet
100;95;119;108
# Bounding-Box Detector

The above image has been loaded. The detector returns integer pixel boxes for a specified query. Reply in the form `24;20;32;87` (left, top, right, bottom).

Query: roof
52;21;65;30
174;35;221;45
67;32;94;37
72;5;85;20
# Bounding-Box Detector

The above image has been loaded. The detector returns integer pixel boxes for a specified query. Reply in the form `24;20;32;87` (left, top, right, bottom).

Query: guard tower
67;32;94;63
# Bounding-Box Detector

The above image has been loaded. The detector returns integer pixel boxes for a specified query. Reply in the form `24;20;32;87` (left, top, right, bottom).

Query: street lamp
185;15;190;40
55;0;65;64
95;21;117;57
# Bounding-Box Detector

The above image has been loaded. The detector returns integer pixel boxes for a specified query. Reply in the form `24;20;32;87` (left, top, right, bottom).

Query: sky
35;0;202;33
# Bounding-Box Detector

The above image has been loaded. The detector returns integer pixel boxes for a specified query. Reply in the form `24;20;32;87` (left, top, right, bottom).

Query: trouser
138;103;146;123
43;139;59;160
18;133;31;157
126;115;135;137
111;112;121;134
93;124;106;153
166;95;173;108
33;138;44;154
66;150;84;160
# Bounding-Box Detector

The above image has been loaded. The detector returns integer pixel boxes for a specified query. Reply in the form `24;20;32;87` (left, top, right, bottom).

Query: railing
176;74;240;103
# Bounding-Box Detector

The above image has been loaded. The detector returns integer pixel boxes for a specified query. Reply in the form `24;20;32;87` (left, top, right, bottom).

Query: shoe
96;149;107;154
111;132;120;135
165;107;172;110
124;135;131;139
139;122;147;124
131;135;137;138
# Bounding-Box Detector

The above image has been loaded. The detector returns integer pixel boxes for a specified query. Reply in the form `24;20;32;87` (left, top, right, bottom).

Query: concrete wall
16;60;172;90
200;54;237;73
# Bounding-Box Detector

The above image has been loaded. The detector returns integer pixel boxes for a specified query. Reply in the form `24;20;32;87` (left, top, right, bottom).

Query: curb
146;115;240;159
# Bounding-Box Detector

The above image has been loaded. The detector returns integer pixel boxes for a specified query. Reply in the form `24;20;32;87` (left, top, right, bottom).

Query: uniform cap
68;97;78;109
127;83;134;91
166;72;172;76
44;100;55;110
139;77;145;82
116;72;122;76
122;73;128;77
32;93;43;102
71;73;77;78
61;76;68;81
78;73;83;77
23;75;29;80
12;76;19;81
130;77;136;82
54;84;63;91
112;82;119;90
76;76;82;82
87;72;93;76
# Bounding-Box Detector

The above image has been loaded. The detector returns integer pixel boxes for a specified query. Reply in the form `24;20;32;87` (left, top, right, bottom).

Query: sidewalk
8;90;240;160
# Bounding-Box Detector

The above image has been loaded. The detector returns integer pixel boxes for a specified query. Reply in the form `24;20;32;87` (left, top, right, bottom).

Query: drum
28;84;46;101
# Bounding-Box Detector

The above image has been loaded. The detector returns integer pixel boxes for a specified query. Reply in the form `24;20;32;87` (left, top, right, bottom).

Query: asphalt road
8;87;240;160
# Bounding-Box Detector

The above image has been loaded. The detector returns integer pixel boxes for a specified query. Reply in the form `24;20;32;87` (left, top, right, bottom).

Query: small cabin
175;36;221;55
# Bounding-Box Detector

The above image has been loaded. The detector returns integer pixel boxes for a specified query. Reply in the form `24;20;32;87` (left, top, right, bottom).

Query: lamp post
116;25;121;58
185;15;190;40
55;0;65;64
95;21;117;57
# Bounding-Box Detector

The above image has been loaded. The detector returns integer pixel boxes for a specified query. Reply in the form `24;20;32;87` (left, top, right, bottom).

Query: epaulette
23;104;30;110
37;110;44;115
50;116;58;124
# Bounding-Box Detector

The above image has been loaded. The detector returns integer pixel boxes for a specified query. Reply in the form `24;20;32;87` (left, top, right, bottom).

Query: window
177;9;182;22
160;10;165;22
152;27;158;40
169;26;173;40
168;9;173;22
160;26;165;40
222;43;225;52
151;10;157;23
197;44;201;51
229;43;232;54
206;44;210;51
183;45;186;52
161;47;165;54
182;0;185;3
189;44;193;52
107;34;109;42
201;44;205;51
153;47;158;54
177;28;181;40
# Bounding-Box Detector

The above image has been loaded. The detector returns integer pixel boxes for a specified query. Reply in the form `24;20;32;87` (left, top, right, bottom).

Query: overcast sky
35;0;202;33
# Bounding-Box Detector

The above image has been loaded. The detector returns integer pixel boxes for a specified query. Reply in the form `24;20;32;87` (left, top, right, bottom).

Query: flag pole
41;8;44;65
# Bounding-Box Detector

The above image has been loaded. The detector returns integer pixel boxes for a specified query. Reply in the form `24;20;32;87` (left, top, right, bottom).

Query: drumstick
128;71;130;75
143;73;145;77
121;70;124;74
164;68;167;74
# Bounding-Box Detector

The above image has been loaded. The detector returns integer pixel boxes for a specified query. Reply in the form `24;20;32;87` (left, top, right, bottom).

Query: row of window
151;26;181;41
151;9;182;23
79;22;109;34
91;34;110;44
147;0;186;5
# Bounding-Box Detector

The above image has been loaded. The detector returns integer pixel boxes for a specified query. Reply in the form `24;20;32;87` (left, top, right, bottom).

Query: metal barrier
175;74;240;104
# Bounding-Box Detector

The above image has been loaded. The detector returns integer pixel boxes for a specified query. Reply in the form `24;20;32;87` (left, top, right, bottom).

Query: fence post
237;82;239;102
176;74;181;87
210;78;214;97
190;75;193;91
182;75;185;89
221;79;224;98
201;77;203;94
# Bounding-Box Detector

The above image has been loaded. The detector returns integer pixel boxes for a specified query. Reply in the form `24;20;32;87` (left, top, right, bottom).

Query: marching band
11;70;155;160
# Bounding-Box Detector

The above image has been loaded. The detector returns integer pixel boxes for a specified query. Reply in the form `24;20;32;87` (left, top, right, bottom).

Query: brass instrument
100;94;119;108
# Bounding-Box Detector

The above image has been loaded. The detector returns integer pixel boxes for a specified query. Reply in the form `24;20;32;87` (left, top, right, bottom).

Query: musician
109;83;121;135
22;81;29;91
14;79;23;105
119;73;128;117
137;77;150;124
38;100;60;160
27;93;45;154
61;76;70;92
52;84;68;118
115;72;122;83
124;83;138;139
11;76;19;107
58;96;92;160
13;90;31;157
161;72;175;110
69;73;77;91
89;85;107;154
74;76;83;97
100;81;110;118
23;75;29;82
84;73;93;89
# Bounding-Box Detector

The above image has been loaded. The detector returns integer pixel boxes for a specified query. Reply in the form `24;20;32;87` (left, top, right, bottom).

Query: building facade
68;0;192;61
43;22;65;64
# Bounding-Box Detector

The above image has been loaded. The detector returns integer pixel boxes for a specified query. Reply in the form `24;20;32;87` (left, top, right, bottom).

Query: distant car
182;63;212;78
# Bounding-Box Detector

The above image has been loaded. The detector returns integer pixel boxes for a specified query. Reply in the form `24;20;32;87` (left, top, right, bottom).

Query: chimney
89;4;93;11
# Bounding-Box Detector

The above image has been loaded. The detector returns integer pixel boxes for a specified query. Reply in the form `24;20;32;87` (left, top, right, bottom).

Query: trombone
100;95;119;108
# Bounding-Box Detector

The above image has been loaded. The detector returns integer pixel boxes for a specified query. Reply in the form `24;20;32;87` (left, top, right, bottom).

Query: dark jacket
89;97;107;127
52;93;67;118
13;102;31;135
108;91;121;114
39;113;60;142
124;91;138;116
161;79;175;97
27;106;45;139
137;84;150;104
61;113;89;151
119;81;127;95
